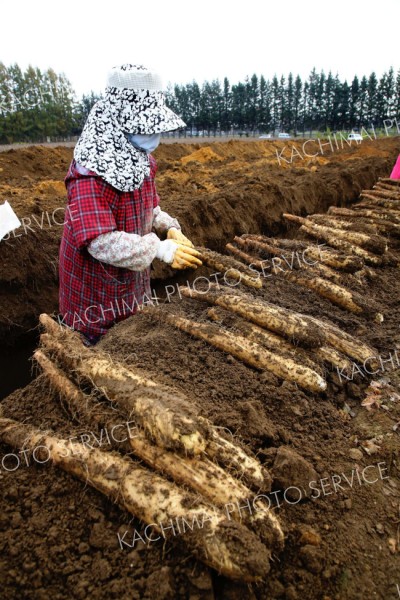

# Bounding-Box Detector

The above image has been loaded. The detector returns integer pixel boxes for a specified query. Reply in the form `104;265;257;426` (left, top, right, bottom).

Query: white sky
1;0;399;97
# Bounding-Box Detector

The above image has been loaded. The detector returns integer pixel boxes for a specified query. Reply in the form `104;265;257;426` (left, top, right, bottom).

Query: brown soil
1;138;400;599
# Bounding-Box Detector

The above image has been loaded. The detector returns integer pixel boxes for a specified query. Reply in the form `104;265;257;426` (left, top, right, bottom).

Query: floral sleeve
152;206;181;234
88;230;160;272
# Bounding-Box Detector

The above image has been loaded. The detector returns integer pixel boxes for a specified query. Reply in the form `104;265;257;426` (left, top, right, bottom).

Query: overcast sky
2;0;399;97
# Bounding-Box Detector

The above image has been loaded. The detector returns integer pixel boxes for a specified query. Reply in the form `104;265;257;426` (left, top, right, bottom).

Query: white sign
0;201;21;241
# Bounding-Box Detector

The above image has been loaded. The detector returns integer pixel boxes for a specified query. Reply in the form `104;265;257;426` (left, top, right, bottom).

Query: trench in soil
0;334;37;401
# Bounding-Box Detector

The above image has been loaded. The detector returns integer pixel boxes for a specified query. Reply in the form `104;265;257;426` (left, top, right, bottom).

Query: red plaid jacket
59;156;160;338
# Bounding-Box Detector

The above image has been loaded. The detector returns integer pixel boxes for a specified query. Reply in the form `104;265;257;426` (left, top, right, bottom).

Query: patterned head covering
74;64;186;192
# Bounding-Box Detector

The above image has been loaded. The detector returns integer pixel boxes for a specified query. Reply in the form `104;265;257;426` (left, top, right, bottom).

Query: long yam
283;214;387;255
361;188;400;201
205;427;272;492
39;315;209;456
300;223;383;266
0;417;271;582
206;306;351;373
378;178;400;187
280;270;383;321
180;286;326;348
242;234;308;251
359;193;400;209
157;310;327;393
196;247;262;289
226;242;265;270
34;347;282;546
307;317;378;366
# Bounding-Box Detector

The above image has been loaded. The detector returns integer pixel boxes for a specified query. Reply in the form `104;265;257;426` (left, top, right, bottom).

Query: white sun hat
107;64;164;92
105;64;185;134
74;64;186;192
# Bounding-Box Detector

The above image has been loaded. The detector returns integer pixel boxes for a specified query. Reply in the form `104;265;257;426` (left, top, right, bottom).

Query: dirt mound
0;145;72;184
181;146;224;165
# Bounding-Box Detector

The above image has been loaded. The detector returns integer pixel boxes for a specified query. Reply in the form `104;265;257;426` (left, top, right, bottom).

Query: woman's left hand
167;227;194;248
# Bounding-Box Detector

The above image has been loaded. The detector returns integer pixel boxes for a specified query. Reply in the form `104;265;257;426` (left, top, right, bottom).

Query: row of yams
158;177;400;394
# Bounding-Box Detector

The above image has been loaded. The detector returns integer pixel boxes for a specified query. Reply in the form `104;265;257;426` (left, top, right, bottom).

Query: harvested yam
238;235;287;257
242;235;308;251
196;247;262;289
236;237;309;273
327;207;400;236
247;234;308;251
359;193;400;209
39;317;273;492
308;317;378;366
180;285;326;348
237;236;354;279
280;269;383;321
157;310;327;392
230;238;307;275
283;213;387;255
205;426;272;492
315;345;353;373
0;417;271;582
302;245;364;272
39;314;156;388
303;263;342;284
128;436;269;513
226;242;265;270
356;203;400;215
351;206;400;223
361;188;400;201
329;206;400;223
39;315;209;456
300;223;382;266
36;342;273;498
237;236;347;279
182;284;375;367
33;349;132;452
378;178;400;187
374;182;400;192
309;214;381;236
206;306;351;373
207;306;322;372
34;348;278;533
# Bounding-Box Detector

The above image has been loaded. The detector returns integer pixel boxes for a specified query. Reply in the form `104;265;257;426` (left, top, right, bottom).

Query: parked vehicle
278;132;291;139
348;132;363;142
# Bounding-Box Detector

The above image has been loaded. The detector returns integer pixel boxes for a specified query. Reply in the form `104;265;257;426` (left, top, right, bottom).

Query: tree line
0;62;98;143
0;62;399;143
167;68;400;136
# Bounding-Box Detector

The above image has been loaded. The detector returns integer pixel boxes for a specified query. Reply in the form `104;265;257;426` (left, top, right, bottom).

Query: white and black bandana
74;64;186;192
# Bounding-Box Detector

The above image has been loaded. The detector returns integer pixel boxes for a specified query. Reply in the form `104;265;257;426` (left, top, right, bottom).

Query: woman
59;64;201;345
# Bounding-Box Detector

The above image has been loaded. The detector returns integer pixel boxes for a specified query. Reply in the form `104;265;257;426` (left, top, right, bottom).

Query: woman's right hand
171;244;202;269
156;239;202;269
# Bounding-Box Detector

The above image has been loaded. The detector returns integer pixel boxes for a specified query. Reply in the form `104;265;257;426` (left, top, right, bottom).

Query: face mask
126;133;161;153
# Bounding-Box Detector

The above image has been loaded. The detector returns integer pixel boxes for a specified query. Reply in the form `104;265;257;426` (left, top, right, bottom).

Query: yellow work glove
171;244;202;270
156;239;202;269
167;227;194;248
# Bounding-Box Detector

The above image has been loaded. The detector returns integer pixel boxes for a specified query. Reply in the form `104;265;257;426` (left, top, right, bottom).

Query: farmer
59;64;201;346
